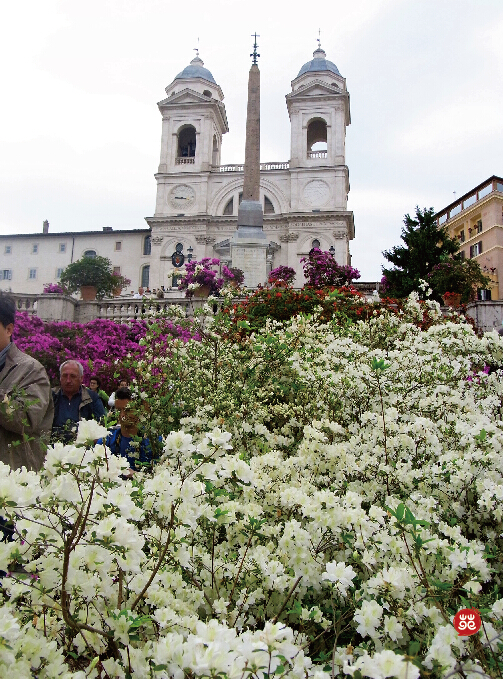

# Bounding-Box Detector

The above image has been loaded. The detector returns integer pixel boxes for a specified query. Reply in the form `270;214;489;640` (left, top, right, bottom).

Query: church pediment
158;88;215;107
287;80;342;100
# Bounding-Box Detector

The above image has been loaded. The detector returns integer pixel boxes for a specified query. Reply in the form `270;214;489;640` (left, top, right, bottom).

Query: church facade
0;46;354;294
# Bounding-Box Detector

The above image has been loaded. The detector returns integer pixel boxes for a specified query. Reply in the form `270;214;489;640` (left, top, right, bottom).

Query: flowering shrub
427;259;492;303
178;258;223;296
2;297;503;676
12;312;197;391
269;266;296;285
222;266;245;285
301;249;361;288
42;283;67;294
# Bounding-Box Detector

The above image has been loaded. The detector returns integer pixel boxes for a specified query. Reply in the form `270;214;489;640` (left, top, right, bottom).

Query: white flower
75;419;109;443
322;561;357;595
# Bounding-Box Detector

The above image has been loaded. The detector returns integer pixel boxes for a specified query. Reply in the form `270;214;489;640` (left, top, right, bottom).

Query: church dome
175;55;216;84
297;47;340;77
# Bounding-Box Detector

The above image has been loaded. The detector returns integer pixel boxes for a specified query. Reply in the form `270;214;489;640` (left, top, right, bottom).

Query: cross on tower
250;33;260;64
194;37;200;58
317;29;321;49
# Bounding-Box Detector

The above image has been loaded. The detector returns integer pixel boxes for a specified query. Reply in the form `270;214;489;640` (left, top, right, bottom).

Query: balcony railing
308;151;327;159
437;176;503;225
175;157;195;165
215;161;289;172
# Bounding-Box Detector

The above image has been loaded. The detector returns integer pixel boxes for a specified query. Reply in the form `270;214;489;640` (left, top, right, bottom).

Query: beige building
436;176;503;300
0;45;354;295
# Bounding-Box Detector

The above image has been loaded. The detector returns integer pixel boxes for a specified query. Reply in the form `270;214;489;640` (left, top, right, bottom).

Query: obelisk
231;34;268;288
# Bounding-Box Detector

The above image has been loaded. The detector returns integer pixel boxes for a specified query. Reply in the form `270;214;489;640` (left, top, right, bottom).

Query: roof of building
297;47;341;77
0;228;151;239
175;55;216;84
435;175;503;218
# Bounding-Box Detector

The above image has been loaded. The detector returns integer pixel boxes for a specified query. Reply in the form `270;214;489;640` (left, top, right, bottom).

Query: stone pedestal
231;227;267;289
37;295;77;322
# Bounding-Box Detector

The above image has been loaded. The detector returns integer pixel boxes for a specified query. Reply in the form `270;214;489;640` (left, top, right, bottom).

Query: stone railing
10;291;503;334
215;161;289;172
11;294;39;315
307;151;327;159
175;157;195;165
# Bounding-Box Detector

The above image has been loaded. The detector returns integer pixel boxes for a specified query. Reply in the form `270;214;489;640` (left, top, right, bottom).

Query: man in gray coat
0;294;54;471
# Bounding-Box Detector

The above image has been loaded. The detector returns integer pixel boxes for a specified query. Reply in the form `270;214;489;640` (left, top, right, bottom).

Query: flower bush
42;283;67;294
2;295;503;676
427;259;492;304
301;249;361;288
222;266;245;285
269;266;296;285
12;312;197;391
178;258;223;297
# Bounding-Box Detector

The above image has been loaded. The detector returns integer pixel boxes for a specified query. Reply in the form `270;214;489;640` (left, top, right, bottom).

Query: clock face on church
169;184;196;210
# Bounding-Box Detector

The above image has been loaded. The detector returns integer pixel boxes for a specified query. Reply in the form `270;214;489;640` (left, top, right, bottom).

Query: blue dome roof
175;56;216;84
297;48;340;78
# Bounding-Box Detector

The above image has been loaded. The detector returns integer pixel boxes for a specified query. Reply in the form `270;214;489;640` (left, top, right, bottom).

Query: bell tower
154;53;229;217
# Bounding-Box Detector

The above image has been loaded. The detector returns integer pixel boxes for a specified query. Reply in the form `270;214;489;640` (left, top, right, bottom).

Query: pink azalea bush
13;312;198;391
301;248;360;288
268;265;296;285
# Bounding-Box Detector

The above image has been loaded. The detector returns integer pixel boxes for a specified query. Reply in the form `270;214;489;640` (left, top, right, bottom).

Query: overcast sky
1;0;502;280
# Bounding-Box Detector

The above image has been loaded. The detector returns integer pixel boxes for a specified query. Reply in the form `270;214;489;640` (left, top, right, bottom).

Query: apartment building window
143;236;151;256
4;246;11;255
477;289;492;301
59;243;66;253
84;250;97;258
113;266;121;275
470;241;482;258
32;244;39;254
115;241;122;251
459;250;466;259
56;268;64;279
0;270;12;280
459;230;465;243
29;268;37;280
475;220;482;234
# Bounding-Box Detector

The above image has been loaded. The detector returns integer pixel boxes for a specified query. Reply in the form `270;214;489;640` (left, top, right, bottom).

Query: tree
382;207;459;298
60;255;128;299
427;259;492;303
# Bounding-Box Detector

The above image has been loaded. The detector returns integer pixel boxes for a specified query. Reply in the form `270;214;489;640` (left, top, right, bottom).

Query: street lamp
329;245;335;257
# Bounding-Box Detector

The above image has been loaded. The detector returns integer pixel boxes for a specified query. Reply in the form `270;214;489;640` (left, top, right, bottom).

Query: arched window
311;239;320;249
307;119;328;157
84;250;96;258
143;235;151;256
223;197;234;215
141;265;150;289
177;125;196;158
203;90;212;98
264;196;275;214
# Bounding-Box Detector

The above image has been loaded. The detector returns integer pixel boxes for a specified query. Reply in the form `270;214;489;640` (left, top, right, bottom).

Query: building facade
435;176;503;300
0;46;354;295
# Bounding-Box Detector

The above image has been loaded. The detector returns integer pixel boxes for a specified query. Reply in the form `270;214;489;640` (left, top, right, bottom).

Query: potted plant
222;266;245;289
268;265;296;287
60;256;128;300
42;283;68;295
112;271;131;297
178;258;223;298
426;259;492;304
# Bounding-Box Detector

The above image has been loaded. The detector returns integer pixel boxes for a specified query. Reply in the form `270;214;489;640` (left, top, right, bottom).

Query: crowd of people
0;292;151;478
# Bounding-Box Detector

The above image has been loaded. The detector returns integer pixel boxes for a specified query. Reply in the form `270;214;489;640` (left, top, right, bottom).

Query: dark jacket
52;386;106;441
0;343;54;471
